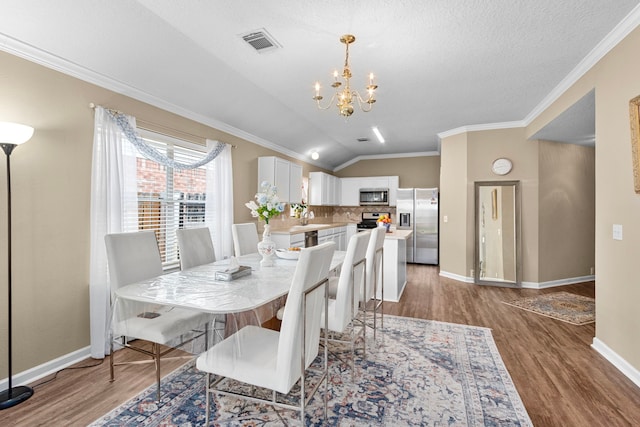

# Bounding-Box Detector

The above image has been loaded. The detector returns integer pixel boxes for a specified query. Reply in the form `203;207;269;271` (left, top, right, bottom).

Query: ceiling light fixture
311;151;319;160
313;34;377;117
372;126;385;143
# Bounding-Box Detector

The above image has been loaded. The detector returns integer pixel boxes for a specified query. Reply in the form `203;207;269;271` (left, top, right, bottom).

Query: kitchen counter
269;222;349;235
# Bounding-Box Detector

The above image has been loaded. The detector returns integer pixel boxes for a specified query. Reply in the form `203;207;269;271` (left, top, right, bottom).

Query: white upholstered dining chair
323;230;370;370
105;230;211;401
231;222;259;256
361;226;386;339
176;227;216;270
176;227;226;343
196;241;336;425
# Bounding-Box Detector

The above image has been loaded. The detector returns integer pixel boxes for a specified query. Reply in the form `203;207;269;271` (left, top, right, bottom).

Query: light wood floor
3;265;640;426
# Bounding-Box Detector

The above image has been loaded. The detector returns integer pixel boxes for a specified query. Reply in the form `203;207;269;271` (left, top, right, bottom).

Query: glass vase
257;223;276;267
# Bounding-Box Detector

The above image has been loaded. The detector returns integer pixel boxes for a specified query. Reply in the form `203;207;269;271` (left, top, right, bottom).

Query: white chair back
104;231;163;291
232;223;259;256
276;241;335;392
331;231;370;332
363;227;386;301
176;227;216;270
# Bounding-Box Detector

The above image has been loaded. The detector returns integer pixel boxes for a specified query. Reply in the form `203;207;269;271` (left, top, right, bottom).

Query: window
131;130;209;268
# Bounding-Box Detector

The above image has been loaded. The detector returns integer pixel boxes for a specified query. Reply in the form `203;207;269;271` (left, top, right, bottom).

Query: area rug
89;315;532;426
503;291;595;325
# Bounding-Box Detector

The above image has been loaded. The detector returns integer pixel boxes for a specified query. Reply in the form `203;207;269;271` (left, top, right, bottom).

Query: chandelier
313;34;377;117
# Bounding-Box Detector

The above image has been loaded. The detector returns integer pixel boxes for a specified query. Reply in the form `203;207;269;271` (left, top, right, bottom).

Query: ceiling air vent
357;137;370;142
241;29;281;53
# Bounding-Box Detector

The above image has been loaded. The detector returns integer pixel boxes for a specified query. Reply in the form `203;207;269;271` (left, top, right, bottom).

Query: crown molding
437;4;640;142
523;3;640;125
0;31;314;165
333;151;440;172
437;121;525;140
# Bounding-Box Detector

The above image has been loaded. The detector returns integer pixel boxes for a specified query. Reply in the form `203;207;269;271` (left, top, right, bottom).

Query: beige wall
522;24;640;372
589;26;640;370
0;50;325;375
336;155;440;188
538;140;595;282
440;128;541;282
439;132;469;277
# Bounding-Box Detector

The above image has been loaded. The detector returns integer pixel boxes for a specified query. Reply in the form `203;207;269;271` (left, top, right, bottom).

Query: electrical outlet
590;267;594;275
443;215;448;223
470;269;474;277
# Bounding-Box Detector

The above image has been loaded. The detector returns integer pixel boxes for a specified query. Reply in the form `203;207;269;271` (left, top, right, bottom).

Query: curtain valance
105;109;226;170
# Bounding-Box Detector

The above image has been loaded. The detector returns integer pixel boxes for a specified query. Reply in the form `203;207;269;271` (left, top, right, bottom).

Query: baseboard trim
0;346;93;392
440;271;595;288
439;270;474;283
522;275;595;289
592;338;640;389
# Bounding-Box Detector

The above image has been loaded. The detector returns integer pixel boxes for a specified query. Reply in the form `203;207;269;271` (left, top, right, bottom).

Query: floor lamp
0;122;35;410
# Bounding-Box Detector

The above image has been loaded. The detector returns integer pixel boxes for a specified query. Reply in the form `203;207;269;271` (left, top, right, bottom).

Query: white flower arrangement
245;181;285;224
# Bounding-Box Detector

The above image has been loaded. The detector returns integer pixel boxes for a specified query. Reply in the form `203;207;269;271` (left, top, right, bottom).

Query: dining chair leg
154;343;161;402
109;334;115;382
205;373;211;425
204;321;209;350
373;272;378;340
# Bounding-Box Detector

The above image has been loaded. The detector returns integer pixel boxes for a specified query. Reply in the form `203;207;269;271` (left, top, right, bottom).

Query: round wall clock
492;158;513;175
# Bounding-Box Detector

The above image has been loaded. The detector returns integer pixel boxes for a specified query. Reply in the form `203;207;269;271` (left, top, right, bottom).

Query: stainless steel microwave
359;188;389;206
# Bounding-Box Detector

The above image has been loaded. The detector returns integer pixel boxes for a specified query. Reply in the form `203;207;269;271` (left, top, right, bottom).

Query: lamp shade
0;122;34;145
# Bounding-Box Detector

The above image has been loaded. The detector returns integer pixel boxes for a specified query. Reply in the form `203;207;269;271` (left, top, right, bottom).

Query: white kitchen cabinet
346;223;357;245
289;163;303;204
335;226;346;250
309;171;340;206
361;176;389;190
388;175;399;206
340;177;361;206
258;156;303;203
271;232;305;250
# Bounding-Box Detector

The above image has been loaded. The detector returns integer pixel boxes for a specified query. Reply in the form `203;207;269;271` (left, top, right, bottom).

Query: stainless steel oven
359;188;389;206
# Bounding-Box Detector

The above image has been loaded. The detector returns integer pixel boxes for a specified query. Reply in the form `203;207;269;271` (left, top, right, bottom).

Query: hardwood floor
3;265;640;426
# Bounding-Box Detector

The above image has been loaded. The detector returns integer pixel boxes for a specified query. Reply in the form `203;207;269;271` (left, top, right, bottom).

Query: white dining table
114;251;345;315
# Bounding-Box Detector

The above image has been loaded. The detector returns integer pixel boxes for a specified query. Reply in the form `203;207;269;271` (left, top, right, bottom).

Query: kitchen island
378;229;412;302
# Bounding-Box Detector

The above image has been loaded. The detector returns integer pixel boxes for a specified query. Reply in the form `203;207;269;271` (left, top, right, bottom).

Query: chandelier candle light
246;182;285;267
313;34;377;117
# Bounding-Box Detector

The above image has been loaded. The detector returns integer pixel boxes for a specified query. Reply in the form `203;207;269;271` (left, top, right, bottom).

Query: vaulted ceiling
1;1;638;168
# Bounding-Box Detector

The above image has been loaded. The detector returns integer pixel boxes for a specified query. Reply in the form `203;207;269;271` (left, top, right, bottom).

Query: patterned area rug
503;291;595;325
89;315;532;426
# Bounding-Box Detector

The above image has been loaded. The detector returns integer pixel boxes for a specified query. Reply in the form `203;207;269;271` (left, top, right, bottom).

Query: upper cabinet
258;156;302;203
340;178;361;206
309;171;340;206
388;176;399;206
289;163;303;204
339;175;400;206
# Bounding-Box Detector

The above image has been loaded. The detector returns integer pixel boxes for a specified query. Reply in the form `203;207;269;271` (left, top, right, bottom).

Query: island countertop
268;222;350;235
383;229;413;240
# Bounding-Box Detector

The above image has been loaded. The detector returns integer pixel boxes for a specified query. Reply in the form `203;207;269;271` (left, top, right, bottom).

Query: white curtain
89;107;138;359
205;140;234;260
89;108;235;358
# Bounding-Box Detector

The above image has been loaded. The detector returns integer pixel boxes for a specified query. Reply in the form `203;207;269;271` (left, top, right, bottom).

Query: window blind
129;133;208;269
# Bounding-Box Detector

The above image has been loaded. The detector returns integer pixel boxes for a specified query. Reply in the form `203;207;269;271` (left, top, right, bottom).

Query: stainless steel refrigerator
397;188;439;264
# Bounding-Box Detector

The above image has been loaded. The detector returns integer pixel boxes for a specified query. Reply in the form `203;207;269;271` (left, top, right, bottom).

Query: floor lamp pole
0;142;34;409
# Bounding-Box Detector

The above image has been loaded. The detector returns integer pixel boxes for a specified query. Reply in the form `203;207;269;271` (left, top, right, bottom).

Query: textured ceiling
0;1;638;168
